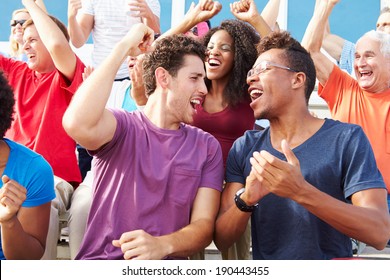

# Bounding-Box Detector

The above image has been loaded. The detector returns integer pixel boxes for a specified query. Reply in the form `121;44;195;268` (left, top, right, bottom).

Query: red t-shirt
319;65;390;193
192;100;255;167
0;55;85;183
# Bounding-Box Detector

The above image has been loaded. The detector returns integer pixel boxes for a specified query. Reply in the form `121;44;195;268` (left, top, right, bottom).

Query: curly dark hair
0;72;15;138
257;31;316;103
143;34;206;96
202;19;260;107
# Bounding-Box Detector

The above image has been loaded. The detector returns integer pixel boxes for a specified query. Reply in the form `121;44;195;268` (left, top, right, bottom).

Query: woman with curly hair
161;0;278;260
163;0;278;167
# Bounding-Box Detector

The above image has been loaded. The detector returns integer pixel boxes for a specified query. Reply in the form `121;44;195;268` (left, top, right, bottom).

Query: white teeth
250;89;263;99
191;99;201;104
208;59;220;66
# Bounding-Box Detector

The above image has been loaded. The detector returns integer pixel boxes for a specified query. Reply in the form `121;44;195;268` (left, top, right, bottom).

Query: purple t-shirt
76;110;224;260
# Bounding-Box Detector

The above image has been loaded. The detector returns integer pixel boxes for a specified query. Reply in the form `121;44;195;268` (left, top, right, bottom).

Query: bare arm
67;0;94;48
301;0;339;85
63;23;154;151
0;176;51;259
161;0;222;39
34;0;47;12
113;188;221;259
230;0;272;38
214;182;252;251
23;0;77;81
261;0;281;30
128;0;161;33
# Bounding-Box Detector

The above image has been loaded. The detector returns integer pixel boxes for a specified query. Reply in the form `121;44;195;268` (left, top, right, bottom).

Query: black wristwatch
234;188;258;212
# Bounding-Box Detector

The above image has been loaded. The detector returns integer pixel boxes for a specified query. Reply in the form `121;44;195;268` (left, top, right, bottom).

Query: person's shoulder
323;119;365;136
6;139;51;165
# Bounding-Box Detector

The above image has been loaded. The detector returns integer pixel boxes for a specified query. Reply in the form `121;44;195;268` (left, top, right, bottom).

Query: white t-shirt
82;0;160;79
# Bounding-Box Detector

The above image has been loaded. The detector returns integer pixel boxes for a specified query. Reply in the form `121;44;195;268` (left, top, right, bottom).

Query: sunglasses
10;19;27;27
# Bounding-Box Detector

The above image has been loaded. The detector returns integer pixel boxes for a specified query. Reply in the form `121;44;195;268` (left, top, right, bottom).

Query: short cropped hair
143;35;206;96
23;15;70;42
0;72;15;138
257;31;316;104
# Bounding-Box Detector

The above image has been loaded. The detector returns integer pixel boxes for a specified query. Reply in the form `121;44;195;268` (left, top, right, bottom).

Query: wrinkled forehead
356;36;381;53
22;24;38;41
377;12;390;26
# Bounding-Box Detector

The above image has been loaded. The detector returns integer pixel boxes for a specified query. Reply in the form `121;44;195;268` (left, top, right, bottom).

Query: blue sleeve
225;137;247;185
22;156;55;208
342;126;385;198
339;40;356;75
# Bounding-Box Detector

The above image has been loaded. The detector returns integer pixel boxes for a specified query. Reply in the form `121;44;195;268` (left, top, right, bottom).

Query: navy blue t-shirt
226;119;385;260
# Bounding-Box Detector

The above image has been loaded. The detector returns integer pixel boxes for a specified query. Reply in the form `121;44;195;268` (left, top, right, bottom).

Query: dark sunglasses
10;19;27;27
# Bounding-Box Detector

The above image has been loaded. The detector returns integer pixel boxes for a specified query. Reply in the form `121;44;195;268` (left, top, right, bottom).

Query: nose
246;72;258;85
22;40;29;51
355;56;367;67
207;46;220;57
199;79;208;96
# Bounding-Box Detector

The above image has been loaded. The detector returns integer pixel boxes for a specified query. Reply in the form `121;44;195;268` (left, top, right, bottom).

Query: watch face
236;188;245;196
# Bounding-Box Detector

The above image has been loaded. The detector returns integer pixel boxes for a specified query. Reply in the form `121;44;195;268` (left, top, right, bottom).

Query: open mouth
190;97;203;110
207;58;221;68
249;89;263;100
359;70;372;78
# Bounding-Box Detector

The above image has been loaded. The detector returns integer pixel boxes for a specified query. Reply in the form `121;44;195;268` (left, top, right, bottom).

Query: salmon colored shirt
319;65;390;193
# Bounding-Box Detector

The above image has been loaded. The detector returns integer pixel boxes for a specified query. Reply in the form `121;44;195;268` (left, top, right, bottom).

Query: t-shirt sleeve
22;157;55;208
342;126;386;199
225;137;247;185
199;137;224;192
318;65;352;111
339;40;356;75
60;56;85;95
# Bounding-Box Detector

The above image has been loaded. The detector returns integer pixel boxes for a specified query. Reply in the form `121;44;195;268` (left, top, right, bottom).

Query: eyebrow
355;50;377;56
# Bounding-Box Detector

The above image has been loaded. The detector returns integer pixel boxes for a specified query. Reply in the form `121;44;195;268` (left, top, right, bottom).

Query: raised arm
23;0;77;80
128;0;161;33
161;0;222;38
34;0;47;12
261;0;281;30
63;23;154;151
301;0;338;85
230;0;272;37
67;0;94;48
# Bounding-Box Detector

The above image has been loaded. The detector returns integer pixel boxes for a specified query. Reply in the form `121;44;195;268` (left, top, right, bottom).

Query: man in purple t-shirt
63;23;224;260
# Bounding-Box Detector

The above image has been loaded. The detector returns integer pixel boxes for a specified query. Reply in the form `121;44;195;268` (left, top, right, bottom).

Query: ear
155;67;169;89
291;72;306;90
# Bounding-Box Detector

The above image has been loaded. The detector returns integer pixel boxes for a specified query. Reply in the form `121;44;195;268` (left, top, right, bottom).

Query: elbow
70;39;84;49
213;224;235;252
365;219;390;250
62;109;80;141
